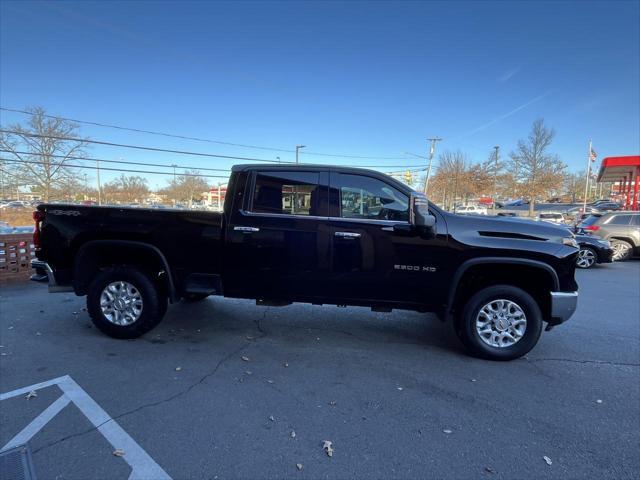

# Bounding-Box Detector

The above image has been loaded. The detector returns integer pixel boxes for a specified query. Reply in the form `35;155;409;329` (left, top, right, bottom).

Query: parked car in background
535;212;566;224
0;225;34;234
579;211;640;261
455;205;488;215
503;198;525;207
574;234;613;269
591;201;621;212
0;201;29;209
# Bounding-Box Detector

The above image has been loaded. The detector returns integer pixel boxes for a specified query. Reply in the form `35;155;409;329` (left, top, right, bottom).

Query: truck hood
445;213;572;244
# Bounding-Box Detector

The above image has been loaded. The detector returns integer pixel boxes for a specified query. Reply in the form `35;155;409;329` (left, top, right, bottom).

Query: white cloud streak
464;90;554;137
499;67;521;83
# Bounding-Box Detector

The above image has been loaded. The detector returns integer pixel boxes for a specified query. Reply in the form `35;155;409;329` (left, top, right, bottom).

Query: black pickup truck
32;164;579;360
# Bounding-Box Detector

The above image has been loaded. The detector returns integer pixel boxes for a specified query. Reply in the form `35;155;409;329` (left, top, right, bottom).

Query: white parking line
1;394;71;452
1;375;172;480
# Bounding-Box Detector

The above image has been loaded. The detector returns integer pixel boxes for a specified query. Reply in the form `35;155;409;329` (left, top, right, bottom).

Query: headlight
562;237;579;248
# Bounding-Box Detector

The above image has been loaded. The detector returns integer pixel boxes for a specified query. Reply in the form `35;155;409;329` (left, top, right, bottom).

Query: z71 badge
394;264;437;272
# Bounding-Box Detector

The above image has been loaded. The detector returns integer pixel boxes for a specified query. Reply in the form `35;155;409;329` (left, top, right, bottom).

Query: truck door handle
234;226;260;233
334;231;361;238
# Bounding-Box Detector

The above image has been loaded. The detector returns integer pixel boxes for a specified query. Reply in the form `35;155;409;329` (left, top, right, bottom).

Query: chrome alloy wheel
100;281;143;326
611;241;632;261
475;299;527;348
576;248;596;268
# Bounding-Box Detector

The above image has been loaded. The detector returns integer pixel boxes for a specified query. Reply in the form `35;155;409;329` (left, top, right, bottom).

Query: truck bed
37;204;224;294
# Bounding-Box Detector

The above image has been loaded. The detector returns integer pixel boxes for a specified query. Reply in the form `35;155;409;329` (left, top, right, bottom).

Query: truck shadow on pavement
142;297;463;356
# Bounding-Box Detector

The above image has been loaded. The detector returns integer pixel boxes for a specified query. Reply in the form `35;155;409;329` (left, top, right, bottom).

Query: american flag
589;147;597;162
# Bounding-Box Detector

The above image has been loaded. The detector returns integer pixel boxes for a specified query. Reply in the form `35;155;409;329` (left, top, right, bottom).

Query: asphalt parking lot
1;261;639;480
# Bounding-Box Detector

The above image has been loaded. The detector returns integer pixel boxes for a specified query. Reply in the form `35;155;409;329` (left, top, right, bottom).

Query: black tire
610;239;633;261
455;285;543;361
576;246;598;269
87;267;167;339
182;293;210;302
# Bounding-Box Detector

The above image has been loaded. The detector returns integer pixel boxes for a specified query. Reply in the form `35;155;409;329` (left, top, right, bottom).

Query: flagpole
582;139;592;215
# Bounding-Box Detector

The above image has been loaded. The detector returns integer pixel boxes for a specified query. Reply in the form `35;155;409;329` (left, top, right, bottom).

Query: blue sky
1;0;639;187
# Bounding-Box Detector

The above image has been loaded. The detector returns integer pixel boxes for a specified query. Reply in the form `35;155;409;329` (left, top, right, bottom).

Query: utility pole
171;164;178;182
493;145;500;212
96;160;102;205
295;145;306;164
582;139;592;215
424;137;442;196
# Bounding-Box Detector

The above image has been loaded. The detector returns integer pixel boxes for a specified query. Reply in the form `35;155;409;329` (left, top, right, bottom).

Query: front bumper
31;260;73;293
550;291;579;324
597;247;614;264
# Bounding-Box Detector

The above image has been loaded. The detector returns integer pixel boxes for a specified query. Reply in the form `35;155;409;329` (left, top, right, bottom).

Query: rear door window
251;171;320;216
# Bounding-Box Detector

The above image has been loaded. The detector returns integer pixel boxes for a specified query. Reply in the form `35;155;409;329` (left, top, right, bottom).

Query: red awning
597;156;640;183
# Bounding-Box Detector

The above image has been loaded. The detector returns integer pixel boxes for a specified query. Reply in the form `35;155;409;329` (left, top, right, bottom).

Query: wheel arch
74;240;177;302
446;257;559;321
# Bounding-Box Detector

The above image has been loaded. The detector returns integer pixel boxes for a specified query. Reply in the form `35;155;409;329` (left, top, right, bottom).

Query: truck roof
231;163;417;195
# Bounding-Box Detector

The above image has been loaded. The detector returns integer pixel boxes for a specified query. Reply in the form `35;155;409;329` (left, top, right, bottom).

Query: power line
0;107;412;161
0;128;289;163
0;150;231;173
0;129;427;169
0;157;229;179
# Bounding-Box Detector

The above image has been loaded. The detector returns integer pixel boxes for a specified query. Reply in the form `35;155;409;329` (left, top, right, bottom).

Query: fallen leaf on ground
329;400;337;406
290;430;296;438
113;449;125;457
471;379;477;382
267;379;274;384
485;466;495;474
284;362;289;367
442;429;452;434
397;387;403;391
246;335;255;340
25;391;37;400
241;356;250;362
175;367;182;371
322;440;333;457
36;332;42;336
596;399;603;404
268;415;275;422
543;456;552;466
296;463;303;471
245;370;252;375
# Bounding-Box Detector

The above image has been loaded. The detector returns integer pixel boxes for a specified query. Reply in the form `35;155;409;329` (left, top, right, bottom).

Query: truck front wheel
87;267;167;339
455;285;543;361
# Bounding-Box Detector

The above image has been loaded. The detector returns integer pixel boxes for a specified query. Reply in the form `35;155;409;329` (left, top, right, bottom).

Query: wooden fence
0;234;36;284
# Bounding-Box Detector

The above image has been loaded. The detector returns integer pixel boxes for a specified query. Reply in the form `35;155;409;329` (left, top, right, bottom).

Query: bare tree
508;119;566;216
430;150;472;210
102;174;149;204
161;170;209;207
0;106;87;201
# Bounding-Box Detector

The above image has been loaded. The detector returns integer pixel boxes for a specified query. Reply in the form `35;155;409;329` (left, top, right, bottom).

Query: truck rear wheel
455;285;543;361
87;267;167;339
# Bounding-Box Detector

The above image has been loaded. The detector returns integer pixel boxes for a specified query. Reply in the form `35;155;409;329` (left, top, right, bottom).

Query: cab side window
252;171;320;216
337;174;409;222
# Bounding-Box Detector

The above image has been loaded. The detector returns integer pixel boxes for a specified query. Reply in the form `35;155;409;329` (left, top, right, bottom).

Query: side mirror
410;193;437;238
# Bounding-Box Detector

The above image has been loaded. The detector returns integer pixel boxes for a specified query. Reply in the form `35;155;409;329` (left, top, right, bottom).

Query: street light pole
493;145;500;212
96;160;102;205
295;145;306;164
424;137;442;196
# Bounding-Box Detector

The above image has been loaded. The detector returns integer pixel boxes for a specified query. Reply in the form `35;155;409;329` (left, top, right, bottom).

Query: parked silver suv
580;212;640;261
